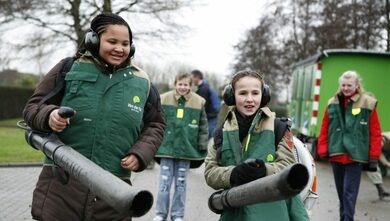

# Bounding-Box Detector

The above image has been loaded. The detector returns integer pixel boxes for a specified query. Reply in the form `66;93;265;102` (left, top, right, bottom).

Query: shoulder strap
213;125;224;163
274;117;292;146
38;57;75;106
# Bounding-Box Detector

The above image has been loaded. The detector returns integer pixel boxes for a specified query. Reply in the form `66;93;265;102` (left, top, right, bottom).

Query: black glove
363;159;378;172
230;159;266;187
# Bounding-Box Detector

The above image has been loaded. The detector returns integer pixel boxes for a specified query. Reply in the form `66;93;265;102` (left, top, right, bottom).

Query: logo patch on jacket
133;96;140;103
188;119;198;128
128;96;142;113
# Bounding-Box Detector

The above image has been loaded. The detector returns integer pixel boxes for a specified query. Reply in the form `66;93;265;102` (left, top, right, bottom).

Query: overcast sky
4;0;267;78
137;0;267;77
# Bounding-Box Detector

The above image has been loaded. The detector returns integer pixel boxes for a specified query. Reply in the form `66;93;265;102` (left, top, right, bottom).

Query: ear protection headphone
84;29;136;58
223;71;271;107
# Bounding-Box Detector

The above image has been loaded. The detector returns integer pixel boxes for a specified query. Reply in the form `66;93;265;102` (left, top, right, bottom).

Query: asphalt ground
0;166;40;221
0;162;389;221
0;164;219;221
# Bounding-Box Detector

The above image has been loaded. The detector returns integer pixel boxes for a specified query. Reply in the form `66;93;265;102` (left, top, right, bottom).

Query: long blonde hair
336;70;365;94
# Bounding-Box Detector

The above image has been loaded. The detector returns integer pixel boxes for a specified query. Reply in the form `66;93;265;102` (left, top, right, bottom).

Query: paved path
1;162;389;221
310;162;390;221
0;165;219;221
0;167;40;221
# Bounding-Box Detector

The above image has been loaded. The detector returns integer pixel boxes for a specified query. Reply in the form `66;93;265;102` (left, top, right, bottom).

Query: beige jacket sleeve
204;140;235;190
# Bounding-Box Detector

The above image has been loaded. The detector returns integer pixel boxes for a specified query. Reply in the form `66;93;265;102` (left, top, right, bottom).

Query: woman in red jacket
318;70;382;221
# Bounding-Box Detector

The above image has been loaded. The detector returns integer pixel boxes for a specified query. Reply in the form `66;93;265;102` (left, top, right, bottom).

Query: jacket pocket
62;71;98;111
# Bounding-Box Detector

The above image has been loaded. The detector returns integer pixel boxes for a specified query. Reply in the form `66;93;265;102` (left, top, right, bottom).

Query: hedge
0;87;34;120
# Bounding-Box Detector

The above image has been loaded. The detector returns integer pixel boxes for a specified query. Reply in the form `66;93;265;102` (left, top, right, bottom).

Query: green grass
0;118;22;127
0;118;44;163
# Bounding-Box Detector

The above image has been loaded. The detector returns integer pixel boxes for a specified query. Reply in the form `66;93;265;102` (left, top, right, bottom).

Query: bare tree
233;14;284;91
313;0;386;50
0;40;10;71
290;0;320;58
232;0;388;100
0;0;194;73
1;0;193;45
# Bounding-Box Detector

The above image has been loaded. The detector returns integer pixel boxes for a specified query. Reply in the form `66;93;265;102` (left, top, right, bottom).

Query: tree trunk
103;0;112;12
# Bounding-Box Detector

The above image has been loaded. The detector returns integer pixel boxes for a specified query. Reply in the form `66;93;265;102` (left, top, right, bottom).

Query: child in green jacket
204;70;309;221
154;73;208;221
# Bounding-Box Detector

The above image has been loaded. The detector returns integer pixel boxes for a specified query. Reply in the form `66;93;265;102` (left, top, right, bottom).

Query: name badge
177;109;184;118
352;108;361;115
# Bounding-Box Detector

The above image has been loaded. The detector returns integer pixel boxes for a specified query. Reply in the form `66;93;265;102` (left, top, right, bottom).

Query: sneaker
153;216;165;221
173;218;184;221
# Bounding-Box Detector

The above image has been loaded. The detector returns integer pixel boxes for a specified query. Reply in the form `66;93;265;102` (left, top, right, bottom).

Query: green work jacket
218;109;308;221
327;93;377;162
44;57;150;177
156;90;208;168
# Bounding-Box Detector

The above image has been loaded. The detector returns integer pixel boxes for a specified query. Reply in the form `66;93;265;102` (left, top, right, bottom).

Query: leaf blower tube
208;163;309;214
24;107;153;217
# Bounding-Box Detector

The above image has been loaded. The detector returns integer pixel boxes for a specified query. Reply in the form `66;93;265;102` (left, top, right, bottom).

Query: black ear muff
222;83;271;107
130;44;136;58
260;84;271;107
85;29;136;58
85;30;100;54
223;84;235;106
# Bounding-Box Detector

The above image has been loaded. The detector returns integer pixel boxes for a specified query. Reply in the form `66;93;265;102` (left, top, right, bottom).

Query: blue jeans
331;162;362;221
155;158;190;220
208;117;217;139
